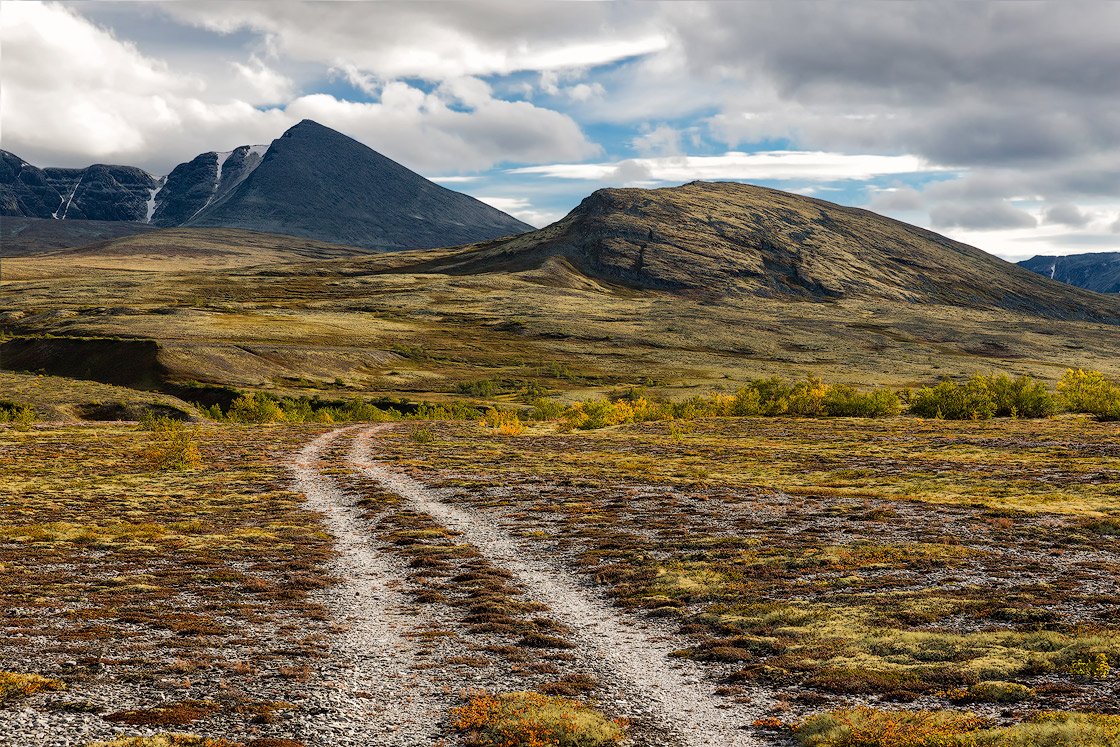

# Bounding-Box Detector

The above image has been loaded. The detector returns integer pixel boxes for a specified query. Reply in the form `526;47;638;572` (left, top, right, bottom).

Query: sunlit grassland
6;245;1120;402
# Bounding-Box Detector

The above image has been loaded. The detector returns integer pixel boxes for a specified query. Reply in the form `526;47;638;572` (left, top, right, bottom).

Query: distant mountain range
0;120;530;250
1018;252;1120;294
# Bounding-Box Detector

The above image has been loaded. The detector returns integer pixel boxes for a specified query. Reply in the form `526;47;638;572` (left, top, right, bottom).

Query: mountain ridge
185;119;532;249
1;120;531;250
388;181;1120;322
1018;252;1120;294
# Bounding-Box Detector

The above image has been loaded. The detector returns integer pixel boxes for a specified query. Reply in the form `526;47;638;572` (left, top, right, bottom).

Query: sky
2;1;1118;261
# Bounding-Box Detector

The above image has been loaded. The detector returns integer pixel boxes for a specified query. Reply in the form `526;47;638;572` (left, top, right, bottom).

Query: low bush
480;409;525;436
0;671;64;703
1069;652;1110;679
993;712;1120;747
796;707;987;746
1059;369;1120;421
824;385;902;417
0;400;36;430
944;680;1034;704
541;377;902;430
987;374;1058;418
225;393;287;424
451;691;624;747
88;736;235;747
909;377;998;420
140;416;202;470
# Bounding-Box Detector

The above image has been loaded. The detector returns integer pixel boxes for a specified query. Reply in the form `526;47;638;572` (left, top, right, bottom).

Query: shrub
1058;369;1120;421
411;426;435;443
458;379;500;397
141;416;203;470
908;377;997;420
88;737;235;747
1070;653;1110;679
981;712;1120;747
986;374;1057;418
0;671;64;703
528;397;566;421
795;707;988;747
226;393;286;424
946;680;1034;704
0;401;36;430
451;691;625;747
824;386;902;418
480;408;525;435
796;708;1120;747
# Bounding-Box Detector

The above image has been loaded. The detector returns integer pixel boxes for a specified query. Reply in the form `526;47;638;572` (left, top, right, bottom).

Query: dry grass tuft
451;690;625;747
0;671;64;703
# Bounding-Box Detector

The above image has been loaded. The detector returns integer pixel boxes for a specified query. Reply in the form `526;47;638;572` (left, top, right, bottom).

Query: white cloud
1;2;597;175
474;196;562;228
165;3;668;80
509;151;941;184
631;124;683;156
232;55;294;105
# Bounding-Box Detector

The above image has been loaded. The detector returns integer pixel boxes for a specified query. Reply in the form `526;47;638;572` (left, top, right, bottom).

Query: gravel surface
287;427;450;746
350;426;773;747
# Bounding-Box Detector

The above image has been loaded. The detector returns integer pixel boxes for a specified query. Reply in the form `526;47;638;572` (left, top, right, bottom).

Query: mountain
1;120;531;250
398;181;1120;322
1018;252;1120;294
2;151;161;223
150;145;267;227
184;120;531;249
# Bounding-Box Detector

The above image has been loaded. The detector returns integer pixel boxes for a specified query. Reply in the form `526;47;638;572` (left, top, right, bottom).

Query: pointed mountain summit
407;181;1120;322
185;120;531;249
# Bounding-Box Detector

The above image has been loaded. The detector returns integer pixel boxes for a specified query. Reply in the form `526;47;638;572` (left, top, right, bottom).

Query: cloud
1112;216;1120;234
631;124;683;157
232;55;294;105
866;187;926;213
473;196;562;228
1043;203;1090;228
284;90;598;172
164;2;669;80
509;151;940;184
929;202;1038;231
1;2;597;175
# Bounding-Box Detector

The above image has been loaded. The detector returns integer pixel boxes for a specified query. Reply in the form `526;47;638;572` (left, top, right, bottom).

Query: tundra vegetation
1;368;1117;745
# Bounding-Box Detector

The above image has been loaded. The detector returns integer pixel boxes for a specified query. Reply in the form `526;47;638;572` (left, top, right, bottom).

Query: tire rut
349;425;773;747
289;428;447;746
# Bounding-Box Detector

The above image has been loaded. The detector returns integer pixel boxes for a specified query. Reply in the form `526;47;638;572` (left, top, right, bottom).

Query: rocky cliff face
149;145;267;227
1;152;159;222
1018;253;1120;294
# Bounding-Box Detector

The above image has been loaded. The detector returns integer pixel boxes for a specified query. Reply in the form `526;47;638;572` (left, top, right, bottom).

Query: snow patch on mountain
145;178;165;223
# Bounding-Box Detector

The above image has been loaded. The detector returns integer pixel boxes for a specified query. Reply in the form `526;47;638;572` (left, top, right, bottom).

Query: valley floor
1;417;1117;746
